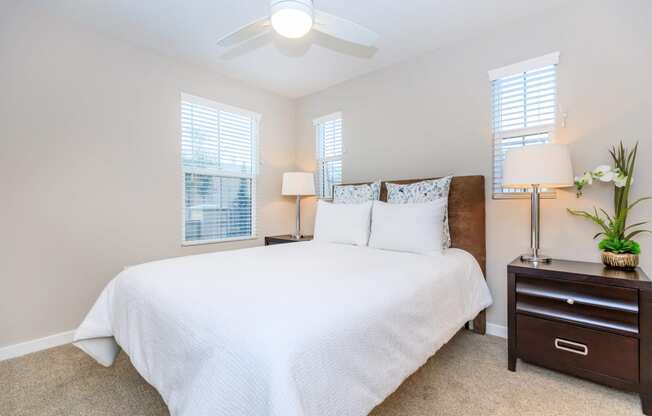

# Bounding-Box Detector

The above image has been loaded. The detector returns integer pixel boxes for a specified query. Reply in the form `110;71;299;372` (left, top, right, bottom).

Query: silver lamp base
293;195;302;240
521;184;552;264
520;253;552;263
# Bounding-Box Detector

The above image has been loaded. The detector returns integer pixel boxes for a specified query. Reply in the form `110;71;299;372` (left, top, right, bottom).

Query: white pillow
368;199;446;255
314;200;372;246
385;176;453;249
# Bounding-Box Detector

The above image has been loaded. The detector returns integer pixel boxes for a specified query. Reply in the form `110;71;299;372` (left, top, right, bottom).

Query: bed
74;175;492;416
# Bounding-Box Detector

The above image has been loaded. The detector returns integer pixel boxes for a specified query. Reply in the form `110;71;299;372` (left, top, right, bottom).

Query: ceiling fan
217;0;379;49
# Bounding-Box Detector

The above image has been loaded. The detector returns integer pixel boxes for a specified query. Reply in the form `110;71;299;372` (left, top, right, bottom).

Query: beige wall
3;0;652;348
295;0;652;330
0;5;297;347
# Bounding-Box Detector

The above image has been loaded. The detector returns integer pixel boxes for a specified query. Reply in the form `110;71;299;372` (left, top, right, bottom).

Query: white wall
0;5;297;348
295;0;652;329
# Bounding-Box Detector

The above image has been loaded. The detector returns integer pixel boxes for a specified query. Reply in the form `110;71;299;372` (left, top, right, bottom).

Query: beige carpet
0;331;641;416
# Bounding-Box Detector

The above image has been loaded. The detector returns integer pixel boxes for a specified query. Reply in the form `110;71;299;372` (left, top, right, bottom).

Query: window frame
489;52;559;199
313;112;343;199
180;93;261;246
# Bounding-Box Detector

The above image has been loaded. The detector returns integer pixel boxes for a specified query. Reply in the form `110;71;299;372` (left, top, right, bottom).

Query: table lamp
503;143;574;263
282;172;315;240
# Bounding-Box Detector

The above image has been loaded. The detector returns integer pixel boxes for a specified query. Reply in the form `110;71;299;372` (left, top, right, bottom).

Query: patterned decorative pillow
385;176;453;249
333;180;381;204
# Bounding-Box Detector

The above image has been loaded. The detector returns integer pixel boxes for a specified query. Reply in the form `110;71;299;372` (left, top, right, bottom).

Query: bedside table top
508;257;651;289
266;234;313;242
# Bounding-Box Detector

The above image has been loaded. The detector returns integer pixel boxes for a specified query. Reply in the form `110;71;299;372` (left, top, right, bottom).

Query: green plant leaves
624;221;649;231
625;230;652;241
629;197;652;211
598;237;641;255
567;208;612;236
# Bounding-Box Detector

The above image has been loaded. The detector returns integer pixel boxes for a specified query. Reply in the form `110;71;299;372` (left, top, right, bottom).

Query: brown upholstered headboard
339;176;487;334
339;176;486;275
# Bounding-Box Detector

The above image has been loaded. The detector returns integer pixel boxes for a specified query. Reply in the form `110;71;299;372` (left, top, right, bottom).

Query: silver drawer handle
554;338;588;356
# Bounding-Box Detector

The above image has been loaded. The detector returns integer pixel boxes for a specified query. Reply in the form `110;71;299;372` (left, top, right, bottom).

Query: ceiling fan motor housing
270;0;314;18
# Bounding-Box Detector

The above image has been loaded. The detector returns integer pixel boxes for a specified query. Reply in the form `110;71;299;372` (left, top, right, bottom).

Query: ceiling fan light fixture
270;0;314;39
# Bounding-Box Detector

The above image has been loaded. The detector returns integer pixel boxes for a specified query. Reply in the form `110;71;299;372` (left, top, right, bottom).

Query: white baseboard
486;322;507;339
0;330;75;361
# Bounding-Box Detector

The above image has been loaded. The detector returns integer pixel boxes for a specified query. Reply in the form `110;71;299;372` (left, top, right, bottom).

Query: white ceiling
37;0;568;98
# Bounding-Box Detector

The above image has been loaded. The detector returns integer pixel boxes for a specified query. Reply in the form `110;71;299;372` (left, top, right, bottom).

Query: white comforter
74;242;492;416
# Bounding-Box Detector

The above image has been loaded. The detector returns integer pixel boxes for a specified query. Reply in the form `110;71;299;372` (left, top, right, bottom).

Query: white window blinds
181;93;260;244
490;52;559;197
314;113;343;198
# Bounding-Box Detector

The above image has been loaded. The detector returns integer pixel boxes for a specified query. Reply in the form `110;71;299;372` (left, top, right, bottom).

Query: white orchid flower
574;172;594;197
614;176;627;187
613;170;628;187
574;172;593;186
592;165;615;182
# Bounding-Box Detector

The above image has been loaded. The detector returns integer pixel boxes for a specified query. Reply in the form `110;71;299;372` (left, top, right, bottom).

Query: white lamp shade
282;172;315;196
502;143;574;188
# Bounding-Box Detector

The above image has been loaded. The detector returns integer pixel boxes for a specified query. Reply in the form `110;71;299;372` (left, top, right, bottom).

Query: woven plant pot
601;251;639;269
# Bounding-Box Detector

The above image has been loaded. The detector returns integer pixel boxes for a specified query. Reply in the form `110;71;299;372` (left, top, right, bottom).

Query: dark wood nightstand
508;257;652;414
264;235;313;246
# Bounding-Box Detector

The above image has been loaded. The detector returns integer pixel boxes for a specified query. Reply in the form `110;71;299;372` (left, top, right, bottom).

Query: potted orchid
568;142;651;269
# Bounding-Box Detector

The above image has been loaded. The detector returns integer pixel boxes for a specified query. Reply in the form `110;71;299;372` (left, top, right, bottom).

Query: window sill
181;235;259;247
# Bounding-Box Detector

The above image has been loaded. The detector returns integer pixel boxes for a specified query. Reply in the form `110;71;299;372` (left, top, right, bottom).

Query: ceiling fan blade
217;17;271;48
313;10;379;47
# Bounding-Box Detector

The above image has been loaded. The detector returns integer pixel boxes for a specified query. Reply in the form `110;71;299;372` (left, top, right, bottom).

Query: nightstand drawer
516;276;639;336
517;314;639;384
516;276;638;311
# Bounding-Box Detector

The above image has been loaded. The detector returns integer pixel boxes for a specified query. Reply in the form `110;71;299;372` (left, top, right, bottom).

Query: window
490;52;559;198
314;112;343;198
181;93;260;244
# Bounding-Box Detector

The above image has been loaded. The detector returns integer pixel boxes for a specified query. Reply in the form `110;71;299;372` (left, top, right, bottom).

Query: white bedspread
74;242;492;416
